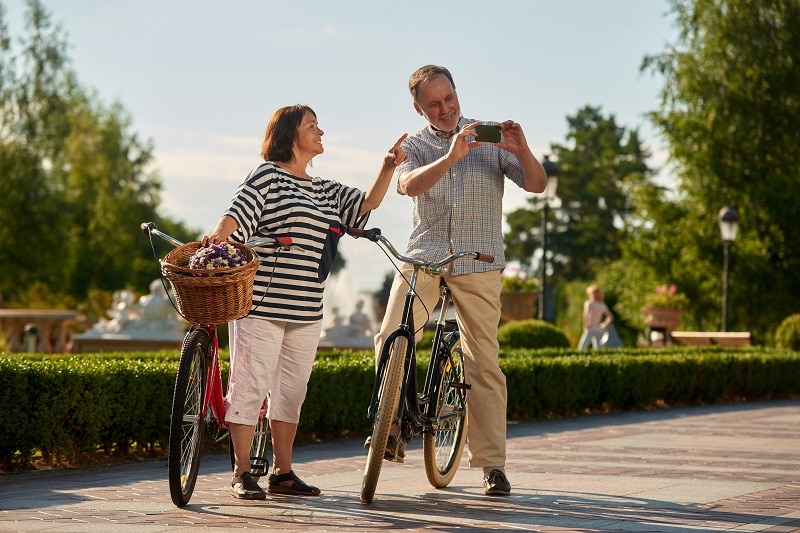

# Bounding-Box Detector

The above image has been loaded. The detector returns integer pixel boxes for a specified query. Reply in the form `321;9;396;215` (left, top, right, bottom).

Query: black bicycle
348;227;494;503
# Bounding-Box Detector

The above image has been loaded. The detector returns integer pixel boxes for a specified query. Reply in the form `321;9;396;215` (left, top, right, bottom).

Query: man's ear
413;102;423;116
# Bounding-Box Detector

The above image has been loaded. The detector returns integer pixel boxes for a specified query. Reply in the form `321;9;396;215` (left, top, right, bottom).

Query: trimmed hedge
502;347;800;418
1;346;799;471
497;319;571;348
776;313;800;350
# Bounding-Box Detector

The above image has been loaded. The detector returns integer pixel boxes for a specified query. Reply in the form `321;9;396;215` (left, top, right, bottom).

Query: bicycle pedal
450;382;471;390
249;456;269;477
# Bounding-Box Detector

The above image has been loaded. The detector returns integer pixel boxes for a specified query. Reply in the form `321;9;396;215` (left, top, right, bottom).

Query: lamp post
718;206;739;332
538;156;559;321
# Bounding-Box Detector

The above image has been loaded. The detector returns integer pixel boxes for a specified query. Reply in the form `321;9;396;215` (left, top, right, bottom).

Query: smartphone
475;124;501;143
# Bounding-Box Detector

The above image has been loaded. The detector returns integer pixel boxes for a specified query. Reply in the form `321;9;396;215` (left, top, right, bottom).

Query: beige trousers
374;263;506;467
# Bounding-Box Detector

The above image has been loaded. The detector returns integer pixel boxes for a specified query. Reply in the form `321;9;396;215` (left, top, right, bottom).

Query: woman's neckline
274;161;311;180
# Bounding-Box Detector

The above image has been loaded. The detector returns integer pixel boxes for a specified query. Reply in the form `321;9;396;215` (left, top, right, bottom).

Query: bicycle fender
442;329;461;352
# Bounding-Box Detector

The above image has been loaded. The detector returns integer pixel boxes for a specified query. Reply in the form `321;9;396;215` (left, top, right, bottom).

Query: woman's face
294;110;325;157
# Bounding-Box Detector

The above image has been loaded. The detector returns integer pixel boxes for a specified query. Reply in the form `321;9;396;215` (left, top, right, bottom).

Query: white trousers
225;316;322;425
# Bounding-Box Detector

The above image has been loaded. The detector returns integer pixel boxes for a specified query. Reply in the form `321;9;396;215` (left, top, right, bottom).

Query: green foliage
505;106;653;283
0;354;174;468
2;347;799;470
501;274;539;292
416;329;435;351
640;0;800;341
497;319;570;349
0;1;199;312
775;314;800;351
503;348;800;419
642;284;690;310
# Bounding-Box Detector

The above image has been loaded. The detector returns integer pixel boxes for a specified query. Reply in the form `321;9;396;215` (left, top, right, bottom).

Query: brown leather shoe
483;469;511;496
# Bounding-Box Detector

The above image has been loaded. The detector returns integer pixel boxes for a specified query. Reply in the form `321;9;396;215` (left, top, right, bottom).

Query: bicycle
141;221;291;507
348;227;494;503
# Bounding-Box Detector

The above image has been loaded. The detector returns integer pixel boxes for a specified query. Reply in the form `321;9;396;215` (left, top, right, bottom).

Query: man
374;65;547;496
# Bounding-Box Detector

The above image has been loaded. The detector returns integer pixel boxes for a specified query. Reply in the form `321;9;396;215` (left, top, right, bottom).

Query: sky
4;0;679;314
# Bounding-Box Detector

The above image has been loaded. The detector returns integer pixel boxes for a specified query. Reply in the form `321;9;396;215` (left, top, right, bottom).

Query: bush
775;314;800;350
498;319;571;349
2;346;800;471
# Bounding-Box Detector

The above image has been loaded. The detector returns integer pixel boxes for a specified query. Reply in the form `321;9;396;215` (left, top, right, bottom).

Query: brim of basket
162;241;257;276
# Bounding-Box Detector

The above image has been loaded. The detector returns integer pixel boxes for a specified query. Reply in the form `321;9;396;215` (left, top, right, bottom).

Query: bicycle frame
371;279;460;432
196;325;227;429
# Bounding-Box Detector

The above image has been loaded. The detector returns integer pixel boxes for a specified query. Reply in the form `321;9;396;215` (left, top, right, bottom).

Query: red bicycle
141;222;292;507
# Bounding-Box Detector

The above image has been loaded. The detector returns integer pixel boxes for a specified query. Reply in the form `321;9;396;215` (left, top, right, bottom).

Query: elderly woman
203;104;406;499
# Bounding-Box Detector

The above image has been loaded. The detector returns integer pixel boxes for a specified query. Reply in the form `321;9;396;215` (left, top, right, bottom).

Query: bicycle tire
168;329;210;507
361;334;408;503
228;408;271;478
423;335;468;488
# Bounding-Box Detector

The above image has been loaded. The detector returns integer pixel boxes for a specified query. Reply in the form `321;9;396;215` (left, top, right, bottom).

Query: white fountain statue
71;279;187;352
319;271;376;350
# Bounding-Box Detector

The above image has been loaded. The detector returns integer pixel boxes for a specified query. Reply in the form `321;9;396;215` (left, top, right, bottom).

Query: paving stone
1;399;799;532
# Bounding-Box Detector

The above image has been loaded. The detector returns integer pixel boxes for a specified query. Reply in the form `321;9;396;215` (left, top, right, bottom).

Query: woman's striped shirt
224;162;368;322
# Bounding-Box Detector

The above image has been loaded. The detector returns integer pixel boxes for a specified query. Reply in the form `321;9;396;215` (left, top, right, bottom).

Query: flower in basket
189;242;248;270
643;284;689;310
501;272;540;293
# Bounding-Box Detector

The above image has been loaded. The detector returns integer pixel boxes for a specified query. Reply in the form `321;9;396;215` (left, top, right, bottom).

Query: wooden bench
670;331;753;347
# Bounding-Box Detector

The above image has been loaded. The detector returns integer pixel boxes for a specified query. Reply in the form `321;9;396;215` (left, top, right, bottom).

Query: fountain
71;279;187;352
70;272;377;352
319;271;377;350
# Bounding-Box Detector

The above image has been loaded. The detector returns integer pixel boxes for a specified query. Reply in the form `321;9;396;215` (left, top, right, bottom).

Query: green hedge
1;346;799;471
502;347;800;418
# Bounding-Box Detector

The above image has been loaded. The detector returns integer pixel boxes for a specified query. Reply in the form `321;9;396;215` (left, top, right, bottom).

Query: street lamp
718;206;740;332
538;155;559;321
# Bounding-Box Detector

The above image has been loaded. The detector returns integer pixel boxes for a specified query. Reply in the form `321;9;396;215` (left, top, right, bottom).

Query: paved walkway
2;399;799;532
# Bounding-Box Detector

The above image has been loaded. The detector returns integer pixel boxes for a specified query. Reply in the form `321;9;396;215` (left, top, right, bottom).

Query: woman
577;284;615;349
202;104;407;499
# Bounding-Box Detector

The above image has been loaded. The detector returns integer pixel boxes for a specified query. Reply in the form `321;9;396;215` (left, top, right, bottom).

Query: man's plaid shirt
394;116;526;277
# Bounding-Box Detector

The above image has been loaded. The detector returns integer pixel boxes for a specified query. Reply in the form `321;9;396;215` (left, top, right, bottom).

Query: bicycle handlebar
347;227;494;270
140;222;293;250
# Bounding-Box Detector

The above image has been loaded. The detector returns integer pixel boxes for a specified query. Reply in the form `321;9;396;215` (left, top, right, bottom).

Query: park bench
670;331;753;347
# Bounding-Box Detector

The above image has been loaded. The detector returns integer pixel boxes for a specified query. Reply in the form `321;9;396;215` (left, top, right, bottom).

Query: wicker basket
160;241;259;324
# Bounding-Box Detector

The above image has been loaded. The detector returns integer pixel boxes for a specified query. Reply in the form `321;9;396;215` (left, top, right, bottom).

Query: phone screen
475;124;501;143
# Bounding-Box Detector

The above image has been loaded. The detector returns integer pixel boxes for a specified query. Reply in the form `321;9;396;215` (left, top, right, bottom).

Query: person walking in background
371;65;547;496
202;104;407;500
577;284;620;349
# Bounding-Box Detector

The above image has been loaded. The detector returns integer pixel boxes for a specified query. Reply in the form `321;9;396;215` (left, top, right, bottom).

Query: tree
504;106;652;284
639;0;800;340
0;1;76;303
0;1;197;311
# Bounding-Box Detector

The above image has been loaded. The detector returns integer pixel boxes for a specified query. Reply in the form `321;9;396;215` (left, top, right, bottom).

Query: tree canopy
632;0;800;339
504;105;652;283
0;0;197;313
505;0;800;344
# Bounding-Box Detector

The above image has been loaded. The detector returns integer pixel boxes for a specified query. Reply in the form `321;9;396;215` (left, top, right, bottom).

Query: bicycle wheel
361;334;408;503
168;329;210;507
423;335;468;488
228;408;271;478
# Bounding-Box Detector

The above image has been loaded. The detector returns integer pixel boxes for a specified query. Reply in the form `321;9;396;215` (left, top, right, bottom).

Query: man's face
413;74;460;133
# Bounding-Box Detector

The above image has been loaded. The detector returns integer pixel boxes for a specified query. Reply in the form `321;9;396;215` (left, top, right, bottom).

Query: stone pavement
2;399;799;532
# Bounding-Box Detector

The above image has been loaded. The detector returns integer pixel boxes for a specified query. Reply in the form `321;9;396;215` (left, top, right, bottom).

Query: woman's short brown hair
260;104;316;162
